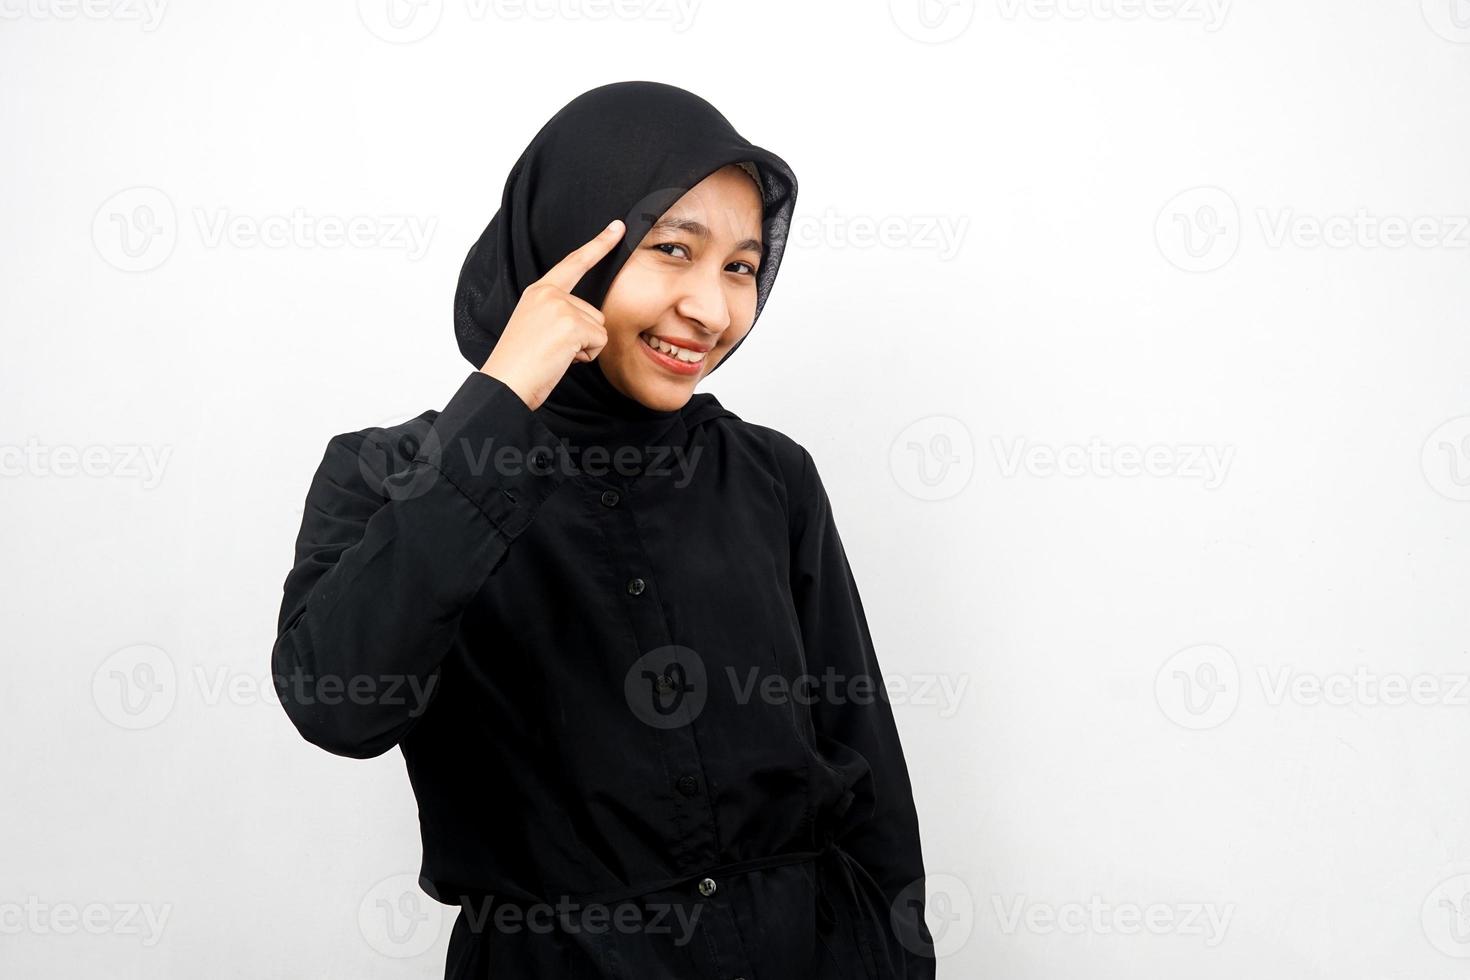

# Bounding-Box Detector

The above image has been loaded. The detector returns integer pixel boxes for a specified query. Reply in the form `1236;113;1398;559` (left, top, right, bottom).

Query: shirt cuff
414;370;570;539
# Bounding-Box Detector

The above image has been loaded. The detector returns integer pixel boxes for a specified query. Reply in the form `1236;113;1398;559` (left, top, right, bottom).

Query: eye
649;242;757;277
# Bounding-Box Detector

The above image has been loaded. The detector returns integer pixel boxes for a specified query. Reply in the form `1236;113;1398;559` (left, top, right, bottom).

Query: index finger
538;219;626;293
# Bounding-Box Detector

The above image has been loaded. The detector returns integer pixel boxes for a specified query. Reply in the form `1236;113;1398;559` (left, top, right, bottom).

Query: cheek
722;295;758;346
721;322;751;350
602;288;662;345
731;283;759;319
605;262;672;312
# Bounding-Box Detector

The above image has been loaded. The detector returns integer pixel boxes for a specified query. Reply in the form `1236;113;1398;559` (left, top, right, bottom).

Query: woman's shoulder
699;406;814;496
307;408;442;503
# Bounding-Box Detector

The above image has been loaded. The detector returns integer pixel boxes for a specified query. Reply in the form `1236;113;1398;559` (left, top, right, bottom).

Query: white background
3;1;1470;977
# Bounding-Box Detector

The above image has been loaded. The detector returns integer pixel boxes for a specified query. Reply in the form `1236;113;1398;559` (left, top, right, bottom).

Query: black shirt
272;368;936;979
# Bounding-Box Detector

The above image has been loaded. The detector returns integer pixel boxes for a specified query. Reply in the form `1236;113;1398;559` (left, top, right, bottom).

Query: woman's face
596;164;765;411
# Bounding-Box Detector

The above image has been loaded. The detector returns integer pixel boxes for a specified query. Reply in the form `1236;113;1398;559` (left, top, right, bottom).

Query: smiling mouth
639;331;708;366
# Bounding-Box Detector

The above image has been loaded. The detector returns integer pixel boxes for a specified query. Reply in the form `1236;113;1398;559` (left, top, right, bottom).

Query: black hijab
452;80;798;453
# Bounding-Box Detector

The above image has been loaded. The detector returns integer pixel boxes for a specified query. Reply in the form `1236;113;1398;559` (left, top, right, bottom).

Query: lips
639;331;707;375
643;332;711;354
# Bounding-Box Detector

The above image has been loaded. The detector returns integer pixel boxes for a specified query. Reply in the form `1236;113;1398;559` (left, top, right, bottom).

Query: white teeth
642;333;705;363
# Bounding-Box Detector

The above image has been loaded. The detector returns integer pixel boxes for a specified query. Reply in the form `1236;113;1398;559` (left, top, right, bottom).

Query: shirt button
529;448;552;469
655;673;675;695
676;775;700;797
697;877;717;897
626;577;646;595
600;489;620;507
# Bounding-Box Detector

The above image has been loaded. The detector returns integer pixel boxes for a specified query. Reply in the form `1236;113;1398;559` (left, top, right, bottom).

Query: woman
271;80;936;979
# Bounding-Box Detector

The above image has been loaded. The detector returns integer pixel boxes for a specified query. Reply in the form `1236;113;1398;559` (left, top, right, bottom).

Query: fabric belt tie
452;840;868;935
453;792;867;935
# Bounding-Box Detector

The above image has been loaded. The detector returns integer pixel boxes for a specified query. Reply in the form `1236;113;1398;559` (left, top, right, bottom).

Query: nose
671;261;733;338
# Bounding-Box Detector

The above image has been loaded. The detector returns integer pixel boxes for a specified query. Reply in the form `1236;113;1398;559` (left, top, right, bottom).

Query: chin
639;389;693;413
632;373;697;412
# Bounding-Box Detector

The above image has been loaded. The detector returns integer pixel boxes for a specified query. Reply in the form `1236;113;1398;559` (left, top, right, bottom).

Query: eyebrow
650;216;762;254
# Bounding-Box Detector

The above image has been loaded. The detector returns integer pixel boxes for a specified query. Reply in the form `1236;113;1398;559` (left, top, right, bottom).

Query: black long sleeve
271;370;571;759
789;445;938;978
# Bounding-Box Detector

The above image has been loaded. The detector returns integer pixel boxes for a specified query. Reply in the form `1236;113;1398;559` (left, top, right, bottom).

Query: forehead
659;167;764;238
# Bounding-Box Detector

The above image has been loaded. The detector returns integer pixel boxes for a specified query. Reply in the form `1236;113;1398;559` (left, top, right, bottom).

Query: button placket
590;470;755;980
594;479;717;868
691;873;758;980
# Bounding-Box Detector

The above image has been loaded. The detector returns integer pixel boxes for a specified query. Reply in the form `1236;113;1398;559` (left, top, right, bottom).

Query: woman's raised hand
480;218;626;411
